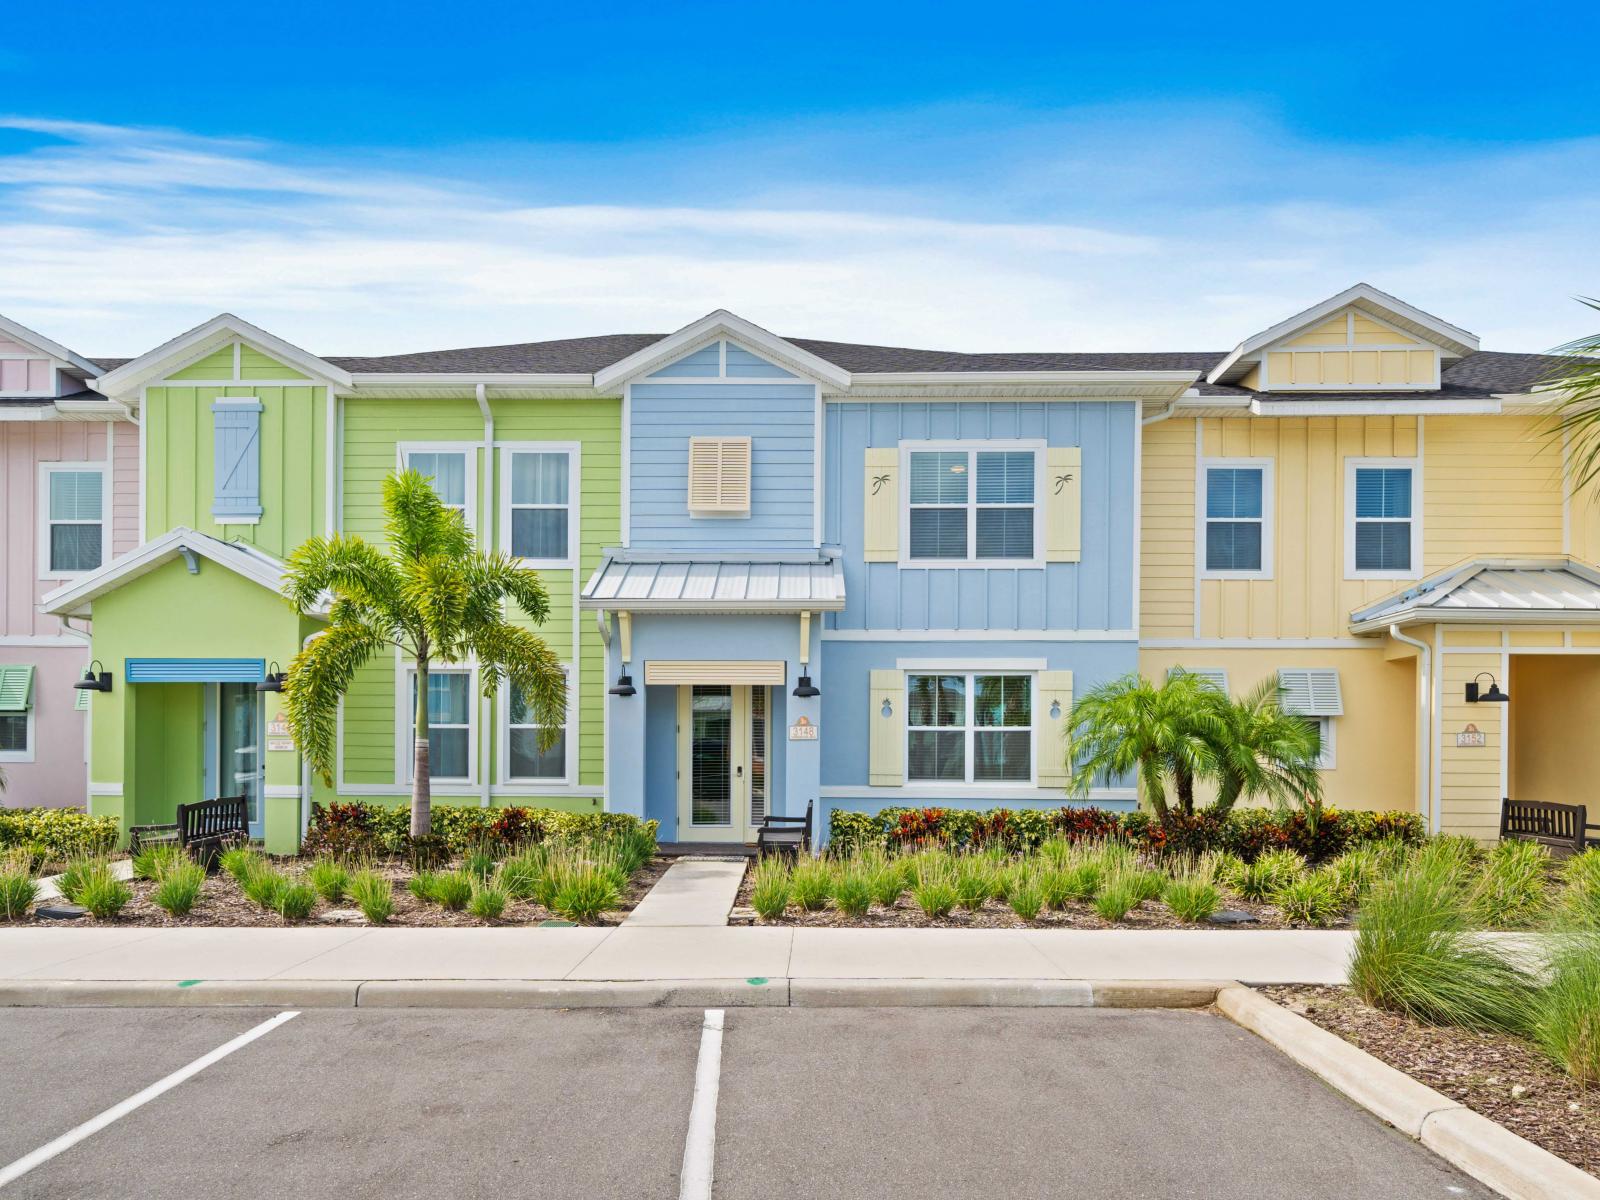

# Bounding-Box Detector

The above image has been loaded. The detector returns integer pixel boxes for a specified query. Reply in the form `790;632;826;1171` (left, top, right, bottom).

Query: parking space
0;1006;1494;1199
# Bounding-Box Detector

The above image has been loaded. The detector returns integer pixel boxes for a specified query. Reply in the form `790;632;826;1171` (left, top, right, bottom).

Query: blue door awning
125;658;266;684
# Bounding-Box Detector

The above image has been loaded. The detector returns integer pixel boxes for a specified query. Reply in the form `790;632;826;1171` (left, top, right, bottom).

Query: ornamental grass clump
0;851;39;920
132;844;185;882
1163;871;1221;924
1324;845;1381;907
833;862;873;918
151;860;206;918
1274;871;1344;928
1005;867;1044;922
348;869;393;924
1410;834;1484;885
242;869;290;912
1237;849;1306;901
1350;856;1536;1033
307;857;350;904
551;865;621;924
468;882;509;921
1466;838;1551;929
56;855;109;904
275;882;318;922
498;847;547;901
462;849;497;882
954;856;997;912
1559;849;1600;928
1059;859;1102;903
1093;872;1140;922
430;871;475;911
1530;932;1600;1083
911;855;958;919
749;857;792;922
790;858;834;912
220;846;266;887
866;858;905;909
77;866;132;920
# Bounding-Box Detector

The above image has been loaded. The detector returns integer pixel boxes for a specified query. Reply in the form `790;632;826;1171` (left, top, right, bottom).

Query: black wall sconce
256;662;287;693
73;660;112;693
792;674;820;698
608;672;636;697
1465;672;1509;703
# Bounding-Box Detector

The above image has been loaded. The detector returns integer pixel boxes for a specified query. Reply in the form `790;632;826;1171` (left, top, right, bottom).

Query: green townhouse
41;315;620;851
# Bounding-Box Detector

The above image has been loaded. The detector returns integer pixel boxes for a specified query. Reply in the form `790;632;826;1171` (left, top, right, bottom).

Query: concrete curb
357;979;790;1008
0;980;360;1008
789;978;1095;1007
1215;985;1600;1200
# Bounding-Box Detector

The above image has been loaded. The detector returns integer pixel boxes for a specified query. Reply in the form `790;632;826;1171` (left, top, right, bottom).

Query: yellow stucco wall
1509;654;1600;813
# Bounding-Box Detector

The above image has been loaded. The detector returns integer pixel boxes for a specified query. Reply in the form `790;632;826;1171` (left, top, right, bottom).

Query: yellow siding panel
1424;415;1563;570
1139;418;1195;637
1439;652;1503;839
1292;352;1322;385
1286;315;1350;347
1508;629;1563;648
1268;352;1293;385
1321;352;1350;385
1574;631;1600;648
1352;351;1380;385
1353;313;1420;345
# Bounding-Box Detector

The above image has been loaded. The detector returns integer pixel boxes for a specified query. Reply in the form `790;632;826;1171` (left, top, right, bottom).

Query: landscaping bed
1261;984;1600;1179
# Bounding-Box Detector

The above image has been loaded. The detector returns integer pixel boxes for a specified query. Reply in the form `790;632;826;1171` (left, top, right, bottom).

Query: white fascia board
0;406;49;422
0;312;103;377
1250;397;1502;417
91;313;354;399
592;309;851;393
1208;283;1481;384
39;526;290;618
347;372;595;389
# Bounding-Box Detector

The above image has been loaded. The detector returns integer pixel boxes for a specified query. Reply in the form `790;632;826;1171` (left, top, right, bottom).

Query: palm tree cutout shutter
211;400;264;520
1044;446;1082;562
688;436;751;516
868;668;905;785
1036;670;1073;789
863;448;898;561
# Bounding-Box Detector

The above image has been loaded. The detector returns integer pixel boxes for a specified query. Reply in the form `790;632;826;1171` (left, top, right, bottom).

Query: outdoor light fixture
608;672;636;697
73;660;112;693
1465;672;1509;704
256;662;287;693
792;674;820;698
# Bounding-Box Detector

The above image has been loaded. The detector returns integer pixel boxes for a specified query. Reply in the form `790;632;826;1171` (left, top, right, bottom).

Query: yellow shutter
1036;670;1074;789
868;668;905;786
863;447;898;561
1044;447;1081;562
688;437;751;515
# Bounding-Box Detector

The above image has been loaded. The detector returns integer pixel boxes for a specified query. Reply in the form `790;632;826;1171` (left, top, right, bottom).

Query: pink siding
0;645;87;809
0;359;51;393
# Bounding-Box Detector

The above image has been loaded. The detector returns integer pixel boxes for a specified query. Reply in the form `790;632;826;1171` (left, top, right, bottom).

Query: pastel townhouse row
0;284;1583;848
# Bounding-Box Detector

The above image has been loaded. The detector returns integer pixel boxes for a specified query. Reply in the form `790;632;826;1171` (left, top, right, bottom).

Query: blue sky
2;1;1597;356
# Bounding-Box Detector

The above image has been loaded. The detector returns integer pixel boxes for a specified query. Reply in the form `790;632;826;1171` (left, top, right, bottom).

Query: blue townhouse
580;311;1196;844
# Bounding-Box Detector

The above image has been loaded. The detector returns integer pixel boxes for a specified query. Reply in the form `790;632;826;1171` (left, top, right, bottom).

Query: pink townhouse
0;313;137;808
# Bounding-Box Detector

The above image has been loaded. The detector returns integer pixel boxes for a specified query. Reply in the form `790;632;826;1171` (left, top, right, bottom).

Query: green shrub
551;867;621;924
348;870;393;923
132;844;185;882
1163;874;1221;923
1274;872;1344;927
0;853;39;920
220;846;266;886
307;858;350;904
790;858;834;912
1467;839;1551;929
1530;933;1600;1083
953;857;997;911
151;861;206;917
275;882;317;922
1005;869;1044;921
302;800;659;857
242;869;289;911
78;869;132;919
1350;858;1536;1033
1236;849;1306;900
1093;874;1140;922
468;882;509;921
833;863;872;918
749;857;792;921
0;808;119;863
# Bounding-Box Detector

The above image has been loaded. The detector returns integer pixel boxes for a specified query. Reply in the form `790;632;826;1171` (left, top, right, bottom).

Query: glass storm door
678;685;768;842
216;682;264;838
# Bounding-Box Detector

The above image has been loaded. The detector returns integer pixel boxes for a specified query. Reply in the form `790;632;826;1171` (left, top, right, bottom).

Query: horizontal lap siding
629;382;815;551
825;401;1135;630
1439;650;1503;837
1140;418;1195;637
1424;415;1563;570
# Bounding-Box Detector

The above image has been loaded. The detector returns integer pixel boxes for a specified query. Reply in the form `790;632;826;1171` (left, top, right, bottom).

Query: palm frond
1540;298;1600;492
284;617;393;781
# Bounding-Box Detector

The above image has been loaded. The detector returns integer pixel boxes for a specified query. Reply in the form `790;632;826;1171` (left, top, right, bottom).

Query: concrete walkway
621;859;747;927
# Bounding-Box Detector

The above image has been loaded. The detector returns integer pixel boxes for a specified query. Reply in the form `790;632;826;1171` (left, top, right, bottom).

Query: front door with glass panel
208;682;264;839
677;685;768;843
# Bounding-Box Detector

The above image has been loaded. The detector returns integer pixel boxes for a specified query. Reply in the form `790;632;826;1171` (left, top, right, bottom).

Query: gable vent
688;436;752;516
1277;668;1343;716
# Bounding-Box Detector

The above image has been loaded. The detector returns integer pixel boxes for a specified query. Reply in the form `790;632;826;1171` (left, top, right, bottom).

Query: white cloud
0;111;1596;357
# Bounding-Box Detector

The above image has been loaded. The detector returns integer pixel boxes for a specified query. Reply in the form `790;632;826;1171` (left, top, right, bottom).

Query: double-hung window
401;446;473;528
503;447;575;567
505;674;568;782
1345;459;1420;578
406;668;474;782
40;464;106;577
906;672;1032;784
1200;460;1271;578
905;444;1040;564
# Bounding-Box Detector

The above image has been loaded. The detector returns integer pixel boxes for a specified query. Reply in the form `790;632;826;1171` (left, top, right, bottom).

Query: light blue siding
824;401;1138;630
211;400;263;520
629;381;817;550
646;343;722;378
725;344;797;378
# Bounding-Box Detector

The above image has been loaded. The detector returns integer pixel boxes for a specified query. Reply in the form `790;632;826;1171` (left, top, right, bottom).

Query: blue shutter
212;401;263;519
126;658;266;683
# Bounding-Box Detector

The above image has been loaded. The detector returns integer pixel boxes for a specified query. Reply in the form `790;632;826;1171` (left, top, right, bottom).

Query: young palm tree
1543;297;1600;489
282;469;567;838
1066;671;1222;825
1208;678;1325;819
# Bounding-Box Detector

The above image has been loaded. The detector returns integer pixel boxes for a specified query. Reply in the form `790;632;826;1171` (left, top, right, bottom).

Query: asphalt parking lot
0;1006;1494;1199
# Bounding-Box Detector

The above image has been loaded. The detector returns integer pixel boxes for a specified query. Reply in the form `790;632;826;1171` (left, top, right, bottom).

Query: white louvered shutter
688;437;752;516
1168;667;1229;693
1276;669;1343;716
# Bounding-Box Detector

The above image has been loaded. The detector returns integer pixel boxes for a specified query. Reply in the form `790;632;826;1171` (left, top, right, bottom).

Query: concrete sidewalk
621;859;747;927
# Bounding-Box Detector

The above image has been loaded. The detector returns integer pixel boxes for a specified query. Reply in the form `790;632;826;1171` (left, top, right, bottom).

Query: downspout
1141;396;1182;426
1389;624;1433;833
477;383;494;809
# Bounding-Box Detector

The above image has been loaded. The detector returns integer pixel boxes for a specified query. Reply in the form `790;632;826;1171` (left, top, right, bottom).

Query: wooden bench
128;796;250;867
756;799;813;858
1500;798;1598;859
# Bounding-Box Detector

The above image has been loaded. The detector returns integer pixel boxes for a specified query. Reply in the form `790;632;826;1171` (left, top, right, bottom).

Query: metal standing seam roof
1350;559;1600;631
580;555;846;611
1429;567;1600;612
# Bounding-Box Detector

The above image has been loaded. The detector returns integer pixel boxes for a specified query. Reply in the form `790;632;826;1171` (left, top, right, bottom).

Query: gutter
1388;623;1434;833
476;383;494;811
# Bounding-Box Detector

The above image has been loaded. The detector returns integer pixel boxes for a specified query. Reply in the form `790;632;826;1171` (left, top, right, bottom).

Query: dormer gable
592;310;850;392
0;312;102;398
1209;283;1480;393
91;313;352;401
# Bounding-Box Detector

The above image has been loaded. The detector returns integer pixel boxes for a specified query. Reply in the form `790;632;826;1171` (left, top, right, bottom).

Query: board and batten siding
628;381;816;551
824;400;1136;631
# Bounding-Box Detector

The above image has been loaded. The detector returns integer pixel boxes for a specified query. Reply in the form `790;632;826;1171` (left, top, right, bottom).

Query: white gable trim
0;312;102;378
1208;283;1480;385
91;314;354;400
592;310;850;393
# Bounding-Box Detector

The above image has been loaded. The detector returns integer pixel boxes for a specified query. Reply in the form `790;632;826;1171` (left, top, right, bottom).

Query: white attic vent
1168;667;1228;693
688;436;752;516
1277;669;1343;716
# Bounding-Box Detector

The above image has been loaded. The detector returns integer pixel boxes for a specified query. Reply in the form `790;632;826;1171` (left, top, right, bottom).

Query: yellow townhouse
1138;283;1600;839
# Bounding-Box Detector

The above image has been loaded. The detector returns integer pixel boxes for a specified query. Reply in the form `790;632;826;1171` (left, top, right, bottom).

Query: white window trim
1197;457;1274;580
1310;715;1337;770
1344;457;1422;580
398;441;478;532
499;442;580;569
897;439;1046;569
0;707;35;763
37;461;109;580
904;670;1036;787
498;665;574;786
396;661;479;786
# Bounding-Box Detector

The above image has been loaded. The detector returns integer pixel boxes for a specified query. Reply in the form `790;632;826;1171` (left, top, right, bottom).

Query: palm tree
1542;297;1600;490
282;469;567;838
1208;678;1325;819
1066;671;1222;825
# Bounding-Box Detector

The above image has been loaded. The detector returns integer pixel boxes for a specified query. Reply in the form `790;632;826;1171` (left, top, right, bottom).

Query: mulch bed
27;856;670;929
731;874;1329;930
1262;985;1599;1178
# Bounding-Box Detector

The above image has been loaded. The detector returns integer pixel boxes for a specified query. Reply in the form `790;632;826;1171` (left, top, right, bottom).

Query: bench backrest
1500;799;1586;849
178;796;249;844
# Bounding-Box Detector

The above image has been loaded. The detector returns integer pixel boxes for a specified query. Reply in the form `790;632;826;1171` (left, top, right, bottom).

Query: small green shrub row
301;801;658;858
0;808;120;863
829;804;1424;863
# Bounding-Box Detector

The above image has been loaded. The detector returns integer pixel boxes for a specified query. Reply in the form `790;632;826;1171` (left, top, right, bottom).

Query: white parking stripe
678;1008;725;1200
0;1010;300;1190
